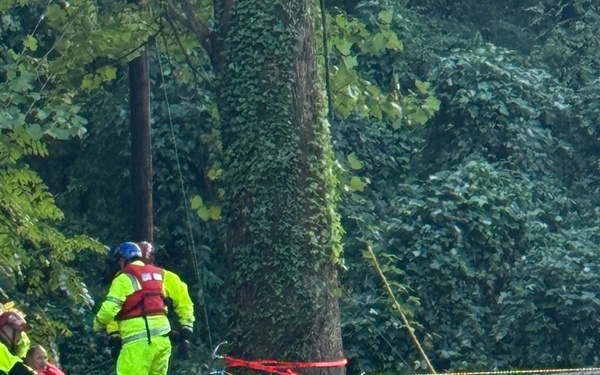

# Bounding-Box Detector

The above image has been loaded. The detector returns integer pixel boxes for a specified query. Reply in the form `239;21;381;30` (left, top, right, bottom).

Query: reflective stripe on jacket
95;261;195;343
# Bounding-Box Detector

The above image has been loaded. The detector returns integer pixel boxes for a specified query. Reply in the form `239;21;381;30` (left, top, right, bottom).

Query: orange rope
224;355;348;375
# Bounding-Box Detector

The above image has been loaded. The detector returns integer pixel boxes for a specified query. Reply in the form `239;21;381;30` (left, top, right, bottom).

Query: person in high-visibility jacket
102;242;192;359
102;242;155;358
0;308;36;375
93;242;195;375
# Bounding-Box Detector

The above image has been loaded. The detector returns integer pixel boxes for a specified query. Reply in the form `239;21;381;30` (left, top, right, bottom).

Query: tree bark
129;51;153;242
216;0;345;372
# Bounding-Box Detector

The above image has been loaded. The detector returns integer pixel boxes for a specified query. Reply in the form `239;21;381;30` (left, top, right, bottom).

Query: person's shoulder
45;363;67;375
162;268;182;278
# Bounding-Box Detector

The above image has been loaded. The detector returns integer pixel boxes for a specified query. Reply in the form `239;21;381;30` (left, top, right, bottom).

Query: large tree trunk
216;0;345;372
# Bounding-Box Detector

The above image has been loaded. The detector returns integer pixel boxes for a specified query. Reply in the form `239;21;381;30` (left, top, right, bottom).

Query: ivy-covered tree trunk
216;0;345;371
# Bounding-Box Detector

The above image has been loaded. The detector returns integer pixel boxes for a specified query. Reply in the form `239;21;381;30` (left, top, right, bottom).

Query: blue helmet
117;242;142;260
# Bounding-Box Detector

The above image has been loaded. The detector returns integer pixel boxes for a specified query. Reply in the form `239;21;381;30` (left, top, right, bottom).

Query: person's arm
93;273;135;331
14;331;31;358
105;321;119;335
0;343;35;375
163;270;195;330
7;362;36;375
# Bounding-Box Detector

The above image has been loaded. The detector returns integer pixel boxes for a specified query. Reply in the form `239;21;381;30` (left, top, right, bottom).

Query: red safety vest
115;264;167;321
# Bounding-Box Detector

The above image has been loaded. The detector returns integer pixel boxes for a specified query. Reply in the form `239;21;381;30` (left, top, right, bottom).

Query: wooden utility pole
129;50;153;242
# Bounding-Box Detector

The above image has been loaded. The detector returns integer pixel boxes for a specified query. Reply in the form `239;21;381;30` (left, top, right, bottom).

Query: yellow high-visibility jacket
0;340;34;374
93;261;195;344
14;331;30;358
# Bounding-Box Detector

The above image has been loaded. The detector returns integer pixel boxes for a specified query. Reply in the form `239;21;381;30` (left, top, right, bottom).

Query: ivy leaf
197;207;210;221
412;108;429;125
342;55;358;69
334;38;353;56
424;96;441;111
469;195;488;207
209;205;221;220
385;32;403;51
349;176;365;192
23;35;38;51
98;65;117;81
347;152;364;170
10;72;32;92
378;10;393;25
415;79;430;94
334;14;348;28
370;33;386;53
190;195;203;210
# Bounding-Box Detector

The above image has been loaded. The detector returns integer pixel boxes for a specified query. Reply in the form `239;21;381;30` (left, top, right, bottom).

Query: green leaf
197;207;210;221
415;80;430;94
424;96;441;111
26;124;43;140
349;176;365;192
342;55;358;69
385;32;403;51
10;72;32;92
23;35;38;51
378;10;393;24
334;14;348;28
370;33;386;53
98;65;117;81
0;0;17;11
347;152;364;170
209;205;221;220
190;195;203;210
334;38;353;56
412;108;429;125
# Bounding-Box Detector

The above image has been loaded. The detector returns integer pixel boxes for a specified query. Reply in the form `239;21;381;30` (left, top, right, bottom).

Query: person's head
137;241;155;264
0;310;28;352
25;344;49;371
116;242;143;268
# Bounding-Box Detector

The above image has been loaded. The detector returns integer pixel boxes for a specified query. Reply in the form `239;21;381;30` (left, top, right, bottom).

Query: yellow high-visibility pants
116;335;171;375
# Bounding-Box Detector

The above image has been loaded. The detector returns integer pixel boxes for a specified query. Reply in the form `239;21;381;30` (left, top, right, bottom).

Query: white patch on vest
153;273;163;280
141;273;152;281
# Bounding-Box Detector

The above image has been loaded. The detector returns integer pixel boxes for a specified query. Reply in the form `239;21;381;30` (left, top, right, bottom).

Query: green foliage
325;8;438;126
0;0;109;362
495;220;600;367
423;43;570;174
379;160;531;369
0;127;104;347
41;0;158;89
217;0;345;360
527;0;600;87
333;115;427;372
190;195;221;221
9;0;600;373
336;17;600;369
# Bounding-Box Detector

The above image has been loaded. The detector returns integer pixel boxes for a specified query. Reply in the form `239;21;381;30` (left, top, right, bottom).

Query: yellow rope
398;368;600;375
367;246;436;374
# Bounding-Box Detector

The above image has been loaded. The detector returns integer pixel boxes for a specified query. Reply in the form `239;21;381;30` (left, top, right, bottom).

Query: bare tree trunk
129;51;153;242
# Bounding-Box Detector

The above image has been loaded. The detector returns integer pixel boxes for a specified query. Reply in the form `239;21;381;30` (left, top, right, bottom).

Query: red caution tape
225;355;348;375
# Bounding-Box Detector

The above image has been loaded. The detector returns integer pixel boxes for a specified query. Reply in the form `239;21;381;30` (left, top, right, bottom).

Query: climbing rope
367;246;436;373
155;38;213;350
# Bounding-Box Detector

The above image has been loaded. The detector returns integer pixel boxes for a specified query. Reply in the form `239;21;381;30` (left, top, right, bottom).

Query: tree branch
165;0;212;54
